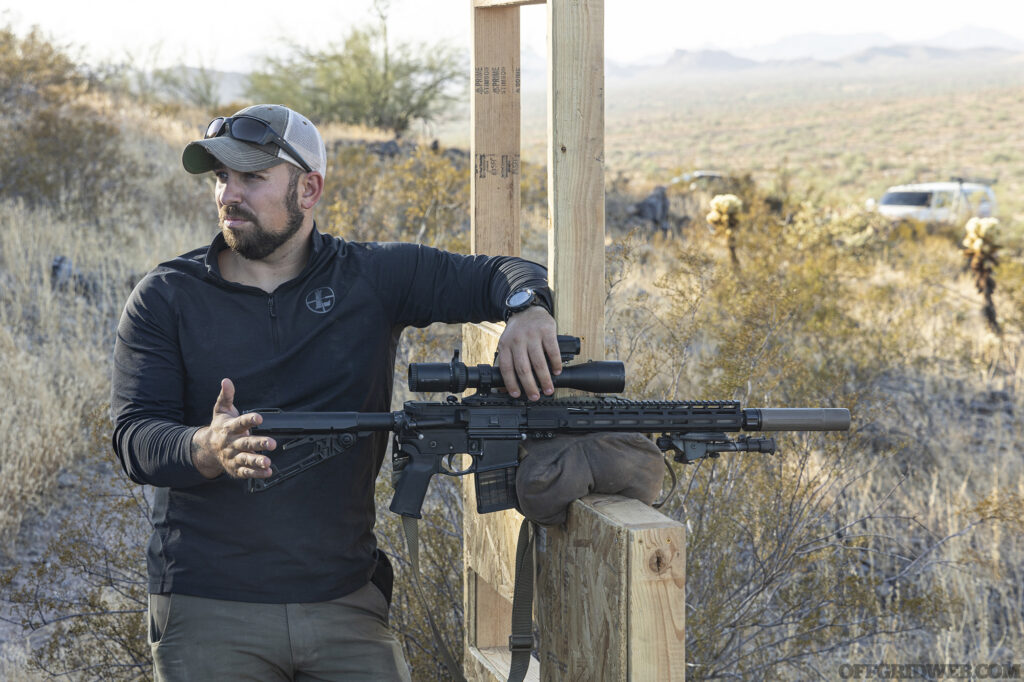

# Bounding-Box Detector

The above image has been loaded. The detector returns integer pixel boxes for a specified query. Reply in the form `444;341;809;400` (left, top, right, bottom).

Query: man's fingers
543;333;563;376
527;343;554;397
497;345;521;398
239;436;276;453
513;346;542;401
213;378;239;417
231;451;274;478
236;464;273;479
497;341;542;400
225;411;262;436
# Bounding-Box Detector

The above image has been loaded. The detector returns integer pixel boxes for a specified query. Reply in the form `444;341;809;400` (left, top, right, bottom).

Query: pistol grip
389;444;436;518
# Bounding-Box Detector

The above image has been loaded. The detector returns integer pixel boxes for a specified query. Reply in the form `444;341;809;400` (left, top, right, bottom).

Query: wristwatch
504;288;542;321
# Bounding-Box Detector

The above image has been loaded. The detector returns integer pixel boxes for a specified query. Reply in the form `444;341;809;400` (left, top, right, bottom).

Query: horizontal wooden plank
537;494;685;680
475;0;545;7
468;646;541;682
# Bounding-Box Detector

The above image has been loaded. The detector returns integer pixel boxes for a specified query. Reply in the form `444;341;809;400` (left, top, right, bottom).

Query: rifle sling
508;518;537;682
401;515;466;681
401;515;537;682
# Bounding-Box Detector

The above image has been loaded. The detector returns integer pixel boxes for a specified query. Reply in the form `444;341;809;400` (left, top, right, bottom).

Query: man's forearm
111;418;210;488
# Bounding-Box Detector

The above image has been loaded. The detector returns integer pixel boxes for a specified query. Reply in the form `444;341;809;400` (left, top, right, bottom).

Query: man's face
214;162;305;260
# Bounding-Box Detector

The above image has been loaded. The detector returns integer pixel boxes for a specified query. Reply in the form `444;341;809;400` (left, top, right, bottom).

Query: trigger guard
442;453;473;475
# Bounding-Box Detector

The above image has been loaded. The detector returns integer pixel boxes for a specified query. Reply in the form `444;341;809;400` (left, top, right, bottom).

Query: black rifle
249;336;850;518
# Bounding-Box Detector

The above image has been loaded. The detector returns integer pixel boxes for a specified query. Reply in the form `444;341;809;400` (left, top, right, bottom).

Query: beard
220;174;304;261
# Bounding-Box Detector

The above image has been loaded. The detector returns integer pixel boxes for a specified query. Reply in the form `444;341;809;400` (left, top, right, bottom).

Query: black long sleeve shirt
111;227;551;603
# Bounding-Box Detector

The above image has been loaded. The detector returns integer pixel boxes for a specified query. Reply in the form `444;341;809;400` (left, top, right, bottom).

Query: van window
933;191;954;208
881;191;932;207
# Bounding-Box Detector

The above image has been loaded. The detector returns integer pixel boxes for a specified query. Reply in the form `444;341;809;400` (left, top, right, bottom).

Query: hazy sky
5;0;1024;71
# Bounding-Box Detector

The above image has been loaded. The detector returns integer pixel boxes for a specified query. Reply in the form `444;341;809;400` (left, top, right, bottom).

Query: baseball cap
182;104;328;177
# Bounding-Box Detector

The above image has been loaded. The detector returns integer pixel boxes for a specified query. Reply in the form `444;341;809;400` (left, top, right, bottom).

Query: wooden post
464;1;686;680
465;3;533;679
536;497;686;680
546;0;606;361
470;3;522;256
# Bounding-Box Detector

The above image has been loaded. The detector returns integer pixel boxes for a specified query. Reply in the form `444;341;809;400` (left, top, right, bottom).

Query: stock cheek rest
515;433;666;526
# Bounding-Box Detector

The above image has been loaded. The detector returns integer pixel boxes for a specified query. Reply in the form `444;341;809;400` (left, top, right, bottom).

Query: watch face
507;289;534;307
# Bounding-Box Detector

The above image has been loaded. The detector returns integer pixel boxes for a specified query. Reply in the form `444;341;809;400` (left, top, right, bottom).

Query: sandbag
516;432;666;526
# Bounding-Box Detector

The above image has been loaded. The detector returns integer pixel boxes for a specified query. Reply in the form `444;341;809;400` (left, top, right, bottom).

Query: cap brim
182;137;282;174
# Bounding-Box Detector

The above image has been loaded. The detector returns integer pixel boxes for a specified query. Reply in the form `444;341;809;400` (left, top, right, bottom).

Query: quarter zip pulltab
268;294;281;352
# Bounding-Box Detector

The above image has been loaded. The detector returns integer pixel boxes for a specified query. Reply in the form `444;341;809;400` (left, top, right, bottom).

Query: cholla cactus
706;194;743;266
962;217;1001;334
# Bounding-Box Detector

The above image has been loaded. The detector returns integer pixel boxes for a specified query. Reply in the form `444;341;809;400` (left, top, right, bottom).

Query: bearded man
111;104;558;681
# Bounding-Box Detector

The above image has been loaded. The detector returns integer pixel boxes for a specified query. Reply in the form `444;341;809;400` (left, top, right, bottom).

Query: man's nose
218;176;243;205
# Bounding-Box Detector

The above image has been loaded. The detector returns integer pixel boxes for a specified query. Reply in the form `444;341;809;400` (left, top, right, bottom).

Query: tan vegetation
2;23;1023;681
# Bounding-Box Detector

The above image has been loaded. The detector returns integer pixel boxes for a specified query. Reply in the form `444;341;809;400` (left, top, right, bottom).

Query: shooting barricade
463;1;687;679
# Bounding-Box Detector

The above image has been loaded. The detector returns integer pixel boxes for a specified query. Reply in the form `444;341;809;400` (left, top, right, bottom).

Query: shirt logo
305;287;336;314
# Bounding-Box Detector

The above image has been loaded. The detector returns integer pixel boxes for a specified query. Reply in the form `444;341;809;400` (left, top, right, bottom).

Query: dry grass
3;42;1024;678
512;62;1024;236
601;211;1024;674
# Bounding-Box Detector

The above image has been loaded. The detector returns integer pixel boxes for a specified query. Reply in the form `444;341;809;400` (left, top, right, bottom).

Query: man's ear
300;172;325;210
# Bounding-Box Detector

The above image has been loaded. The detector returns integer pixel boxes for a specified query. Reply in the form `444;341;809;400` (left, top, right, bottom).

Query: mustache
219;205;257;223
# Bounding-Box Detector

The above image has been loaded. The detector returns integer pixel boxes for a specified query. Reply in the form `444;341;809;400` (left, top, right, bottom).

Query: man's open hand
191;378;277;480
497;306;560;401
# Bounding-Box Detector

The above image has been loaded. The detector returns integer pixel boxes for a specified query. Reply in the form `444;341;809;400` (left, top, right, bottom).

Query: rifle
249;336;849;682
249;335;850;517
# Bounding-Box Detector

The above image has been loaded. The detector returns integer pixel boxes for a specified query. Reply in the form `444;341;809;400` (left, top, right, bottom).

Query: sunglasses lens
199;115;312;172
229;117;270;144
204;118;227;139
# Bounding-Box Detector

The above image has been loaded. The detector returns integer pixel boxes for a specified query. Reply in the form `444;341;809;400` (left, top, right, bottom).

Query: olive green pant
149;582;411;681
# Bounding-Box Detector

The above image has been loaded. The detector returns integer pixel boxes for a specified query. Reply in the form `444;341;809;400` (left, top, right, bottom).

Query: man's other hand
191;378;277;480
497;307;560;401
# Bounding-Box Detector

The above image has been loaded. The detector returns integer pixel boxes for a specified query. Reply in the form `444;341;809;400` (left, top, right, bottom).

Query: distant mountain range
733;25;1024;62
208;25;1024;102
609;25;1024;69
593;43;1022;89
618;43;1017;73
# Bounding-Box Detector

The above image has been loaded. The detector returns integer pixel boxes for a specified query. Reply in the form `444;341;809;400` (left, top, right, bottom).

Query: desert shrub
245;7;463;136
322;144;470;252
0;434;151;681
0;25;213;229
0;26;136;218
0;25;82;109
603;194;1024;677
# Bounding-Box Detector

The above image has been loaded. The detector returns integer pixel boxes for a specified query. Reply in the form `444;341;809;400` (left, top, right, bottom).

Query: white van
874;179;996;225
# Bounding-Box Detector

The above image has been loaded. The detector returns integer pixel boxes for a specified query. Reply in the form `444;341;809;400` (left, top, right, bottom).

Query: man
111;104;560;680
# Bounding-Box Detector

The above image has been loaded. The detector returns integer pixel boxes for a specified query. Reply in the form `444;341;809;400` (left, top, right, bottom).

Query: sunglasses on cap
204;115;313;173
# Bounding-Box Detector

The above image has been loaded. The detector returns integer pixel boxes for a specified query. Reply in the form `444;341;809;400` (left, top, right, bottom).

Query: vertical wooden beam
471;5;522;256
466;5;533;680
465;2;687;681
462;324;539;682
547;0;605;362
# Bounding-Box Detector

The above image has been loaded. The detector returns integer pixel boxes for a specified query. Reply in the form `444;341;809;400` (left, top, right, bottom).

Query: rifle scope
409;359;626;394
